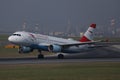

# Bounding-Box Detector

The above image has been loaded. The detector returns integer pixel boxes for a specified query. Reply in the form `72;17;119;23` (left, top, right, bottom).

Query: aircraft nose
8;35;25;44
8;36;13;42
8;36;18;43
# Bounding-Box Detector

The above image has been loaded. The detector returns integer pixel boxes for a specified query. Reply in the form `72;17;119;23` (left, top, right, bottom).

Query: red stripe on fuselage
80;36;91;42
29;34;35;38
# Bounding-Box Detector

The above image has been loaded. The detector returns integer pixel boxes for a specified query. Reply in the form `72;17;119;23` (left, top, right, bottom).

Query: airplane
8;23;109;59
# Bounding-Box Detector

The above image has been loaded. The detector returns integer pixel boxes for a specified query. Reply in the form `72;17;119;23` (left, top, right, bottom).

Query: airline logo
80;24;96;42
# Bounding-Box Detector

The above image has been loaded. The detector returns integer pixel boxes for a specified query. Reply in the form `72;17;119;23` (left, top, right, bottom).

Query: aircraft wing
60;41;120;47
93;42;120;46
59;41;99;46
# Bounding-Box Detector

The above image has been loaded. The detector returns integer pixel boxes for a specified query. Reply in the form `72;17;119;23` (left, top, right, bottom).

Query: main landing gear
38;50;44;59
58;54;64;59
37;50;64;59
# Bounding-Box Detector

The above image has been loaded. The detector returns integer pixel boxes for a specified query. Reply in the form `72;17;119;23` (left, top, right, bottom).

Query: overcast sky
0;0;120;32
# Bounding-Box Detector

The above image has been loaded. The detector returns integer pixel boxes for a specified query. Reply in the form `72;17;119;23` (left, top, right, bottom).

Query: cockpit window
12;34;21;36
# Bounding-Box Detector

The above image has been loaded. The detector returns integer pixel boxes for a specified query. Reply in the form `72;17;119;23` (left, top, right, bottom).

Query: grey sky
0;0;120;32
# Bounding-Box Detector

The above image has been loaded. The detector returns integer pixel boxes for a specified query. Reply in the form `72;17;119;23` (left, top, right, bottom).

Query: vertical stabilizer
80;24;96;42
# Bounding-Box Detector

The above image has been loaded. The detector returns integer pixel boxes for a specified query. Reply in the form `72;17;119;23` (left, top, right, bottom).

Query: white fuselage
8;31;79;45
8;31;94;53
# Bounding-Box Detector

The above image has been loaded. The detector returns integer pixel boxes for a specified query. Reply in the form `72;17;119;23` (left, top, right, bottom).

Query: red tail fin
80;24;96;42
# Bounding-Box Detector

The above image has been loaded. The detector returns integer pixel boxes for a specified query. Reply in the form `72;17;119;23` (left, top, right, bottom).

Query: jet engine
48;45;62;52
18;46;33;53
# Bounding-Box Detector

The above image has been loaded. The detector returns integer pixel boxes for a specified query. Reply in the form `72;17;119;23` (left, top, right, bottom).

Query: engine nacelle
18;46;33;53
48;45;62;53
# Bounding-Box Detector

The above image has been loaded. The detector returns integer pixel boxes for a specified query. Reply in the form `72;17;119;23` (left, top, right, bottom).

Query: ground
0;62;120;80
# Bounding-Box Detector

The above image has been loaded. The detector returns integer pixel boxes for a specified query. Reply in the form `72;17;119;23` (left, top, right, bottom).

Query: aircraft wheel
38;54;44;59
58;54;64;59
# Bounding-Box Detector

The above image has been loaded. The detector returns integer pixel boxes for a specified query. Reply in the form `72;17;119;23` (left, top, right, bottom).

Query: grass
0;46;53;58
0;62;120;80
0;46;36;58
0;34;9;41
